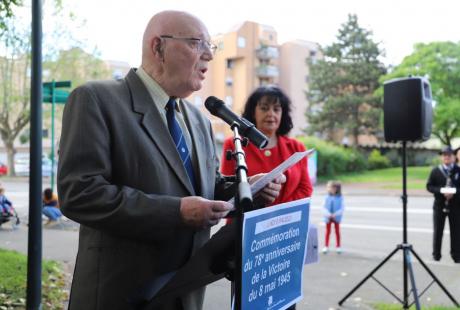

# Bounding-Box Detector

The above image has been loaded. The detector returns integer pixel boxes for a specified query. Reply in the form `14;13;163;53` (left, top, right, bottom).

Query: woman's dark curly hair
241;85;293;136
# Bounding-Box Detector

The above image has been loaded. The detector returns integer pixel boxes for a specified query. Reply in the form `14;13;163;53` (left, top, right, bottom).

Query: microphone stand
228;122;253;310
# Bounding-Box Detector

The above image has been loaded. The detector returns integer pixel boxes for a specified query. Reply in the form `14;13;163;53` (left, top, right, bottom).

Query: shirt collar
443;164;453;171
136;67;181;113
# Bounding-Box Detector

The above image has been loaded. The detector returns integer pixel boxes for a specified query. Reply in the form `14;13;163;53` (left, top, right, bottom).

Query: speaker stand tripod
338;141;459;309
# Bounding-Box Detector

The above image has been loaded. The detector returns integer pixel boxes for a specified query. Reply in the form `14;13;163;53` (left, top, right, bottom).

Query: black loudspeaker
383;77;433;142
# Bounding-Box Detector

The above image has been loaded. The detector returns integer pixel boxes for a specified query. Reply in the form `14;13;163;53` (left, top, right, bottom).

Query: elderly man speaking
58;10;284;310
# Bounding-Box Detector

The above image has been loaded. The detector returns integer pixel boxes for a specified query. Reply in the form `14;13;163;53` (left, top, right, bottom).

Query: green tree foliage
0;2;112;175
0;0;21;33
0;20;31;175
44;47;111;90
379;42;460;146
306;14;386;145
37;48;111;154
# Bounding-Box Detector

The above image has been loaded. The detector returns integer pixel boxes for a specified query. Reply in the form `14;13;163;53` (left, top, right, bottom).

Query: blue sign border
241;198;310;310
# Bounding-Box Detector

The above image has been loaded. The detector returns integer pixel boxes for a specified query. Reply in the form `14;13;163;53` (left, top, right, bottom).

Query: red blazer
221;135;313;205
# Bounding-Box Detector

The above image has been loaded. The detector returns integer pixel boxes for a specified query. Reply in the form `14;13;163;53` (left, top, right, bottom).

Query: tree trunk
5;140;16;176
434;131;450;148
352;127;359;147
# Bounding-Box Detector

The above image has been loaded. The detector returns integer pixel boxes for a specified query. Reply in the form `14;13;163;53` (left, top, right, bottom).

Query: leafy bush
344;149;368;172
428;156;441;167
367;149;391;170
297;136;367;177
379;148;439;167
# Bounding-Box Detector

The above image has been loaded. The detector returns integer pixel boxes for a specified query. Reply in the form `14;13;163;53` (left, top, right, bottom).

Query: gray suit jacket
58;69;234;310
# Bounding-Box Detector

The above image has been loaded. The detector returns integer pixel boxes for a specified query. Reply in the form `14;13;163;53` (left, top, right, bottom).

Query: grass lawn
374;303;459;310
319;166;431;190
0;248;67;309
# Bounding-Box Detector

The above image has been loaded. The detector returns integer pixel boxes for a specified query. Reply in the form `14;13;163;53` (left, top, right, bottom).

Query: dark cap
439;146;454;155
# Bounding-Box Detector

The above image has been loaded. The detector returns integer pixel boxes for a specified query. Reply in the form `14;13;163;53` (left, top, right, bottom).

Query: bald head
140;10;213;98
141;11;208;67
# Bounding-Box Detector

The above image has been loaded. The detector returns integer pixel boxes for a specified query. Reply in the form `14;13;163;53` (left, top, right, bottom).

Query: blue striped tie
166;98;197;192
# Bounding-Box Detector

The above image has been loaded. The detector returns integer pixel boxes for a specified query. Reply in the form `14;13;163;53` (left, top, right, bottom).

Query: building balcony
256;46;279;60
256;65;279;78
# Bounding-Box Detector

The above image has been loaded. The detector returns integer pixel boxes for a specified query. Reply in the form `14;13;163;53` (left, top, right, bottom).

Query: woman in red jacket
221;85;313;310
221;85;313;206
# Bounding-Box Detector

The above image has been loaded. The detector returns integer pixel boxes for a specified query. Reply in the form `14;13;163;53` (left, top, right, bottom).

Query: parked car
14;155;54;177
0;162;7;176
14;156;28;176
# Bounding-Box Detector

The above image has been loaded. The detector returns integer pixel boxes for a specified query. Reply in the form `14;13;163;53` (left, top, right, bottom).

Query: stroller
0;205;20;229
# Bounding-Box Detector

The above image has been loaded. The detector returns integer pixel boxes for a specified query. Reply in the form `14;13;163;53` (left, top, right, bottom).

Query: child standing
0;187;14;216
322;181;344;254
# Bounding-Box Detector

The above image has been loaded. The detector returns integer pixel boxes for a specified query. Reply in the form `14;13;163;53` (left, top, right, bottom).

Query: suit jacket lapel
126;69;195;195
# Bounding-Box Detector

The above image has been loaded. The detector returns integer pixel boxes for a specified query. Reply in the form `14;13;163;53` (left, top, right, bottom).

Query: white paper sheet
228;148;315;206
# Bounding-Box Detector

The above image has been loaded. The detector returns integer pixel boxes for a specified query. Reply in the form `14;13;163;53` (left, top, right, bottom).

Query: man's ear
152;37;164;58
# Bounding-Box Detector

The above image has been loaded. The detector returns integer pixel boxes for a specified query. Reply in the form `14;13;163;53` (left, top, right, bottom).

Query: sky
54;0;460;67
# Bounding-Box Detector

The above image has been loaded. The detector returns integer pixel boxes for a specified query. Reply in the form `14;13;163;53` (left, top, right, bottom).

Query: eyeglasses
160;35;217;54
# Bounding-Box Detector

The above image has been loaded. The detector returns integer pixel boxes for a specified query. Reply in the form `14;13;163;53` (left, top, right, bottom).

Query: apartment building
187;21;320;142
279;40;319;136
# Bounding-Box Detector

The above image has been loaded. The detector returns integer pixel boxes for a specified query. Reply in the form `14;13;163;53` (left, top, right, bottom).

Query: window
225;96;233;107
225;77;233;86
309;50;318;65
237;36;246;48
226;59;234;69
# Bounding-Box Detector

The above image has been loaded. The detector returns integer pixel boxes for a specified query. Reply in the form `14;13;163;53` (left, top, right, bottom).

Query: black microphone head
246;127;268;149
205;96;224;115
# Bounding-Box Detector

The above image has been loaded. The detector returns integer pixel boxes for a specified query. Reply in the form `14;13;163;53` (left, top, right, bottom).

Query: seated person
42;188;62;223
0;187;14;216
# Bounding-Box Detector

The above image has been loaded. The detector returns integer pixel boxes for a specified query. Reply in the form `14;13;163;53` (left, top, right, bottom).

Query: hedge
297;136;367;177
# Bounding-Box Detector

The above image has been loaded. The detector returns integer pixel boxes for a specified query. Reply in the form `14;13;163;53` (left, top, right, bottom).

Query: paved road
1;178;459;309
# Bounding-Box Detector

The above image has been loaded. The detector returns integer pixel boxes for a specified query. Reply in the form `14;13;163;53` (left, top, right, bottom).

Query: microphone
205;96;268;149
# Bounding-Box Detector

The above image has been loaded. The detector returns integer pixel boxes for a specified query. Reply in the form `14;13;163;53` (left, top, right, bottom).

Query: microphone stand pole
229;122;253;310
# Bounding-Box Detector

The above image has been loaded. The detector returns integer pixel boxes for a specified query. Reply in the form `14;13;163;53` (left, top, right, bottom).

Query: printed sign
241;198;310;310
